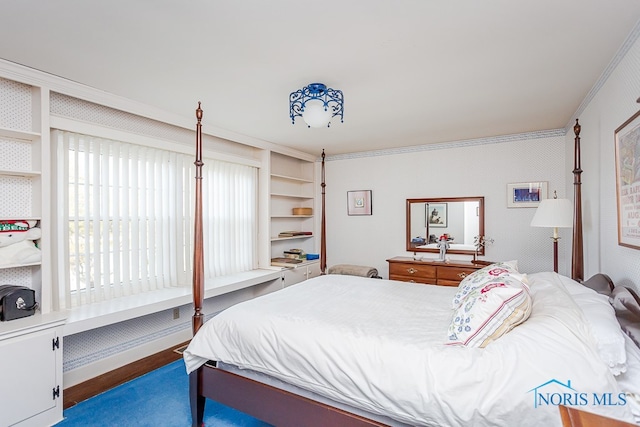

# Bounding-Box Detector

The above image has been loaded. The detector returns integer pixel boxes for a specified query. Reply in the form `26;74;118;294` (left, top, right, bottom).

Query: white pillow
528;273;629;376
571;291;627;375
451;260;523;309
446;275;532;348
610;286;640;349
616;334;640;424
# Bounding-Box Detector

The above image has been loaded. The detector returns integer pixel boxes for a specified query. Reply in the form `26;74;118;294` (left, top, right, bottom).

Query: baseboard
63;340;190;409
64;329;193;388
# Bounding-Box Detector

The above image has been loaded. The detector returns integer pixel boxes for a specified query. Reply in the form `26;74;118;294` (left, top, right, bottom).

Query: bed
184;108;640;426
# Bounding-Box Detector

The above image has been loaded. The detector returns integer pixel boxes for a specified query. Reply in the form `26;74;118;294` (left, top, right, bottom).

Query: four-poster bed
185;106;640;426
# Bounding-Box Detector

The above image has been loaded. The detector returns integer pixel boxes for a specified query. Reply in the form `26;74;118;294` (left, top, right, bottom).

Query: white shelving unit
269;152;320;284
0;87;44;287
0;76;64;426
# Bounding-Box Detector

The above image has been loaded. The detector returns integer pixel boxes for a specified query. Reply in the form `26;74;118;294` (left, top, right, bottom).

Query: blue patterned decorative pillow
446;275;532;348
451;260;523;309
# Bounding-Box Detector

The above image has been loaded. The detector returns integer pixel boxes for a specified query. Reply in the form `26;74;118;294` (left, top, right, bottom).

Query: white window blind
54;130;257;308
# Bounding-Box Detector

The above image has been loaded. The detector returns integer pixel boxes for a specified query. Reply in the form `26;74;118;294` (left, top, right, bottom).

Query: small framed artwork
614;109;640;250
427;203;447;228
507;181;548;208
347;190;372;216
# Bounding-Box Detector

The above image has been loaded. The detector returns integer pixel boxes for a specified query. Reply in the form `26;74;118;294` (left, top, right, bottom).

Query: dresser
387;257;488;286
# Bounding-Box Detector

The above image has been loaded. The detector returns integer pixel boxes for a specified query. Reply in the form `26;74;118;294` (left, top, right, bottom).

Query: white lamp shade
530;198;573;228
302;100;332;128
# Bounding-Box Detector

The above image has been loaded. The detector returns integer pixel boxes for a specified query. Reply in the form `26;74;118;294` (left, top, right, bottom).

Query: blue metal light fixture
289;83;344;128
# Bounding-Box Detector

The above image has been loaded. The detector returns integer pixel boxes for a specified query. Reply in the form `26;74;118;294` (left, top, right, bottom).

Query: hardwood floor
63;341;189;409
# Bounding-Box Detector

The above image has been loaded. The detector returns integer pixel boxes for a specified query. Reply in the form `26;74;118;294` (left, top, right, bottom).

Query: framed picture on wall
614;109;640;250
347;190;372;216
507;181;548;208
427;203;447;228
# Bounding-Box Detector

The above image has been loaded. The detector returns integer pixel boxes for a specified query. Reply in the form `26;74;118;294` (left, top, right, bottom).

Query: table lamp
530;193;573;273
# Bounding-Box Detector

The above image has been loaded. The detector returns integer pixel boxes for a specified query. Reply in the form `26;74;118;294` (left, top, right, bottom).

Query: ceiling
1;1;640;156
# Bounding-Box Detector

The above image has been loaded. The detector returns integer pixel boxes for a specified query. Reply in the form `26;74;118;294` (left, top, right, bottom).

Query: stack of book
270;257;303;267
277;231;312;238
284;249;305;260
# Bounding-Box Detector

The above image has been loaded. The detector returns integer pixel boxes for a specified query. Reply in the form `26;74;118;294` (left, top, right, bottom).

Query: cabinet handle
407;268;417;274
458;272;467;278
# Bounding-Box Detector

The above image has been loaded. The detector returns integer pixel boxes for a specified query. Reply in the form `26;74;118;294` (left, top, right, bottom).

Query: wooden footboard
189;363;389;427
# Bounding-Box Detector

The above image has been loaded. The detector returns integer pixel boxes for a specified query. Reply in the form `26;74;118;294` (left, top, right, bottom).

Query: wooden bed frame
188;105;588;426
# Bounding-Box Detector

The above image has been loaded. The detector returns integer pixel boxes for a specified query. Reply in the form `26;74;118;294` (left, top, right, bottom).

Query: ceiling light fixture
289;83;344;128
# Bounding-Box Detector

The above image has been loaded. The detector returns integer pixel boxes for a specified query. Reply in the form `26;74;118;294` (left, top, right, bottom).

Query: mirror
406;196;485;255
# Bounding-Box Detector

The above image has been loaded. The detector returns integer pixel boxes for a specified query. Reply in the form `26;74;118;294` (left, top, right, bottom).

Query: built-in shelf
0;216;41;222
0;262;42;270
0;78;62;426
271;235;314;242
0;169;42;177
0;126;40;141
270;192;314;199
269;152;317;280
271;173;313;184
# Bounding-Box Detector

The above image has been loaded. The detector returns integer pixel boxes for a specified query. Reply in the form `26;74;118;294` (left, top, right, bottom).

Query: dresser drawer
389;262;436;284
437;266;476;286
387;257;485;286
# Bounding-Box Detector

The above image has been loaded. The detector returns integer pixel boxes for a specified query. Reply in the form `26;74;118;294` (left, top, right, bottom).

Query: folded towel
328;264;379;278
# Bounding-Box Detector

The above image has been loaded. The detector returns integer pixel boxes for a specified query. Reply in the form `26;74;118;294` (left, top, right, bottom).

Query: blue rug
55;359;272;427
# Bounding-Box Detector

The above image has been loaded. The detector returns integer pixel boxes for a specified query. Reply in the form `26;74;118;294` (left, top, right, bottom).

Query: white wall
323;21;640;292
572;23;640;292
324;133;569;278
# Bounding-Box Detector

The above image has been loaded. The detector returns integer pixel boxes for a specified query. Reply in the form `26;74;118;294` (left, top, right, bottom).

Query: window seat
63;269;282;336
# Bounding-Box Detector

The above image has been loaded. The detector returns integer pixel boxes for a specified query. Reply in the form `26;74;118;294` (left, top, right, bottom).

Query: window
54;130;257;308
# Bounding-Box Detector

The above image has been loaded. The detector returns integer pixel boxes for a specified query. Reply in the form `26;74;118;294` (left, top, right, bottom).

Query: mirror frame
405;196;485;255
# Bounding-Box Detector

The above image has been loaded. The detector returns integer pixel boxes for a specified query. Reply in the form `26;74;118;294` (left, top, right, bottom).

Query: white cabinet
0;313;66;427
281;261;321;287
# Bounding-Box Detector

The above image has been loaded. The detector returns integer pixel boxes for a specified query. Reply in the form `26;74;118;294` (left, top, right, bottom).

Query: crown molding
324;128;566;162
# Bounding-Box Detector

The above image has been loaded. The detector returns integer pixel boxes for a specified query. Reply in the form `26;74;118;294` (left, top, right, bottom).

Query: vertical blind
54;130;257;308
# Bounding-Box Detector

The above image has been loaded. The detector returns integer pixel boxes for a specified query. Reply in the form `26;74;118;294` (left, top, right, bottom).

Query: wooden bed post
320;149;327;275
190;102;206;427
571;119;584;282
192;102;205;335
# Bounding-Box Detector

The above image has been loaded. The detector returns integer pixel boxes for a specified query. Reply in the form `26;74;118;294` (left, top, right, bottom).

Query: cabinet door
282;267;308;287
281;263;321;287
0;328;57;426
306;263;321;281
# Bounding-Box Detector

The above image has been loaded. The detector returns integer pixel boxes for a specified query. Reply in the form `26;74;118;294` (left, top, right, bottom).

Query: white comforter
183;273;635;426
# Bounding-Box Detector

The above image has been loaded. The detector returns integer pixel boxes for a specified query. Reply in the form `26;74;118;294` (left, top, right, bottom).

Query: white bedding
183;273;635;426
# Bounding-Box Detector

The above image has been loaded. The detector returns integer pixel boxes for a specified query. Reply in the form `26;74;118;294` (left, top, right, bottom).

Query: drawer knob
407;268;417;274
458;272;468;278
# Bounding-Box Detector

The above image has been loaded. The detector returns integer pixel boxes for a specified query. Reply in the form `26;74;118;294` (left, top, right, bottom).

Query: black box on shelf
0;285;38;321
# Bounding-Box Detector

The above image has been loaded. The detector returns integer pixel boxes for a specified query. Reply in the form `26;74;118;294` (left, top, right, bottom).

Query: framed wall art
507;181;548;208
347;190;372;216
426;203;448;228
614;109;640;250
